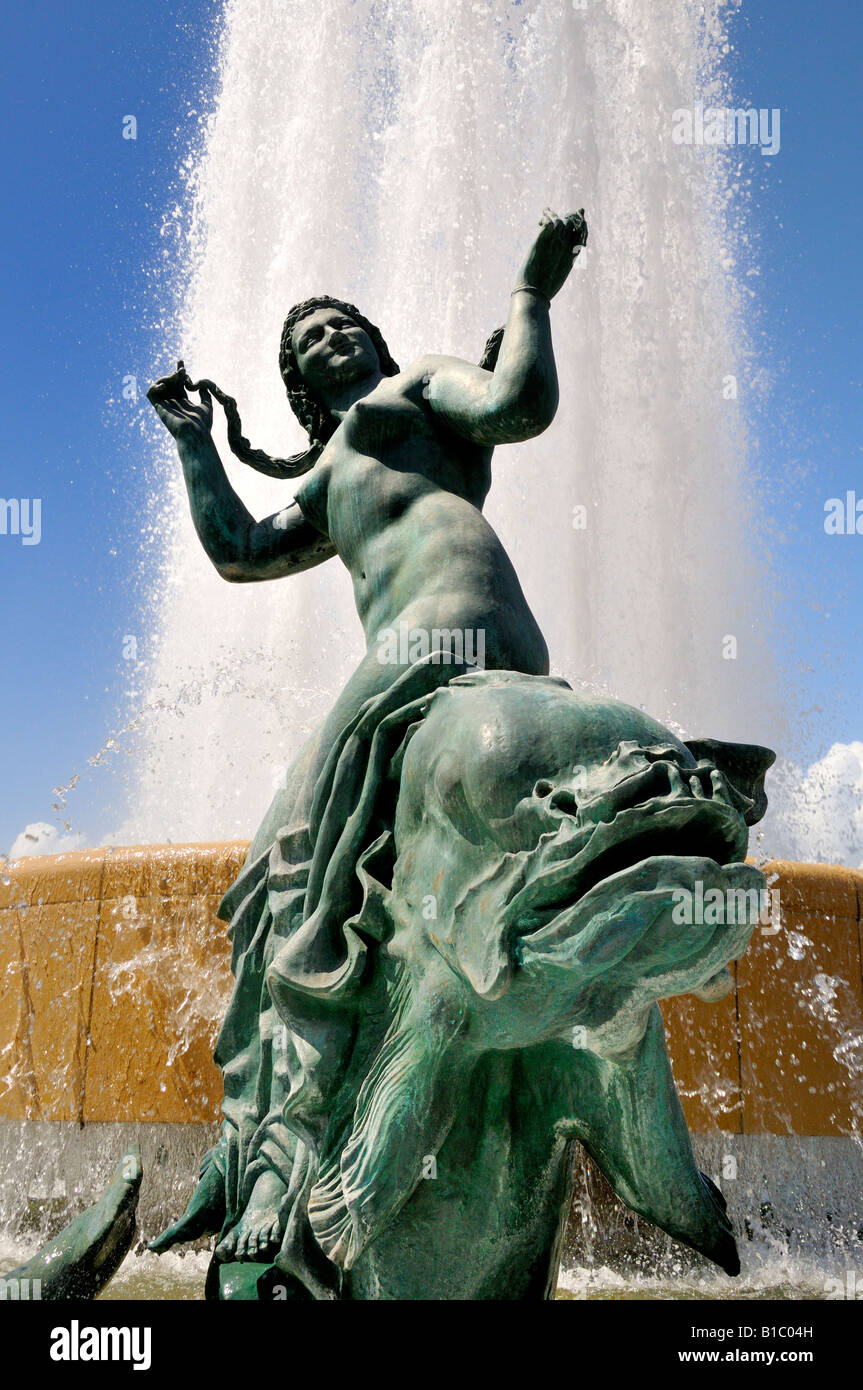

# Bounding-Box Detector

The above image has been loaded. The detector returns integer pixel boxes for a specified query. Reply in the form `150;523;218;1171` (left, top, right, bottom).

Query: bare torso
294;356;549;675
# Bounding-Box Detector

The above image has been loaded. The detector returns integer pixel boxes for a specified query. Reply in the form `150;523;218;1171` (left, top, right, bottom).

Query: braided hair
184;298;502;481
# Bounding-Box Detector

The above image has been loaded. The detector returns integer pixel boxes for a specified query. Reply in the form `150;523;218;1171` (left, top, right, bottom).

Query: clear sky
733;1;863;762
0;0;860;856
0;3;216;852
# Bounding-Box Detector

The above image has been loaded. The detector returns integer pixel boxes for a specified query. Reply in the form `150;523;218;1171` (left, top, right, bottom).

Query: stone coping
1;846;861;1135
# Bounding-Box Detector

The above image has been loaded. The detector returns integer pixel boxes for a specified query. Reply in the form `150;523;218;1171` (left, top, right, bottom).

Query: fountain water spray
123;0;772;845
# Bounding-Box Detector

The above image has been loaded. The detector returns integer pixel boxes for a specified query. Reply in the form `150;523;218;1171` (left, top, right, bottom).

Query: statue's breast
342;374;436;452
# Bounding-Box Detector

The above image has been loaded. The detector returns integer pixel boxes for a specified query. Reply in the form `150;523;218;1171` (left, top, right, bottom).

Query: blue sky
0;3;216;852
733;1;863;760
0;0;860;855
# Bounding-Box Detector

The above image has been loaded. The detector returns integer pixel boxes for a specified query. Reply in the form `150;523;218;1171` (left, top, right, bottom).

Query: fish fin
566;1006;739;1274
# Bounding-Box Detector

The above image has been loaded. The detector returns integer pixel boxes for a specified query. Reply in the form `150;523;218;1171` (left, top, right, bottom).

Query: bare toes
216;1230;237;1260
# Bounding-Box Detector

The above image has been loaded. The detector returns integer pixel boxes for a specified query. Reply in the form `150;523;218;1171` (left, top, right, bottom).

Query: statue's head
279;296;400;446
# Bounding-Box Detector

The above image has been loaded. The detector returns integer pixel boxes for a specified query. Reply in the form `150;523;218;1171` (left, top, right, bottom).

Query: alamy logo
824;1271;862;1300
0;1276;41;1299
0;497;41;545
49;1320;152;1371
824;492;863;535
376;622;486;668
672;104;781;157
671;883;780;927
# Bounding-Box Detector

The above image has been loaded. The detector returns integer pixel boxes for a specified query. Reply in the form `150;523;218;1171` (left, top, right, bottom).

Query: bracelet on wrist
511;284;551;308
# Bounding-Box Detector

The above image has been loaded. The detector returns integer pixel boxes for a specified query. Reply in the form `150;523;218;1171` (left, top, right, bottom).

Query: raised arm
425;209;587;447
147;367;335;583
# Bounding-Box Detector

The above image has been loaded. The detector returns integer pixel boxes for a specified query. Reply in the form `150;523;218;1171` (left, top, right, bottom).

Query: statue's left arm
424;209;587;446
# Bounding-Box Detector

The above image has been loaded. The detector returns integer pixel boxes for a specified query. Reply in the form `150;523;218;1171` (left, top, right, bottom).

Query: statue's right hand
147;361;213;442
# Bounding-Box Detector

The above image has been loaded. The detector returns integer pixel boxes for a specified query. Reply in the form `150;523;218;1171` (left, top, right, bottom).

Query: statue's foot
148;1155;226;1253
215;1170;287;1262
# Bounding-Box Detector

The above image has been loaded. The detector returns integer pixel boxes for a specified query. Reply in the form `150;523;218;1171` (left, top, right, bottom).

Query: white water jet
121;0;774;845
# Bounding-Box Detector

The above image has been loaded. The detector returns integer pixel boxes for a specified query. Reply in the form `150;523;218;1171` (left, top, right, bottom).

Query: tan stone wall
0;845;243;1125
1;847;861;1134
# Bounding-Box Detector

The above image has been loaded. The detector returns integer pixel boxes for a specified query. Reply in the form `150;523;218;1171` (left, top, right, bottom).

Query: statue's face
291;307;379;393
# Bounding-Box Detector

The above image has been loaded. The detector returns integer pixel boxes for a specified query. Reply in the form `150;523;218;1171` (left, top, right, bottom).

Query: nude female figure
146;208;588;1268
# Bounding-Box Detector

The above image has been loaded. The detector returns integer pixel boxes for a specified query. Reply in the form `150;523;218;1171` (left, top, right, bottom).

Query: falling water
118;0;774;845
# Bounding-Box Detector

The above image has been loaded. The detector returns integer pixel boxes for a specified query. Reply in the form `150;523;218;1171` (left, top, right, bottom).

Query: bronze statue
145;210;588;1275
89;204;770;1300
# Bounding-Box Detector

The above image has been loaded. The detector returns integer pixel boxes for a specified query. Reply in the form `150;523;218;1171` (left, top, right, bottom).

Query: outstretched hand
516;208;588;303
147;361;213;442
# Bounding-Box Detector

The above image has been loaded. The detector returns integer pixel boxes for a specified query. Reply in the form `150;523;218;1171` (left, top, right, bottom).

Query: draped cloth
207;654;468;1297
